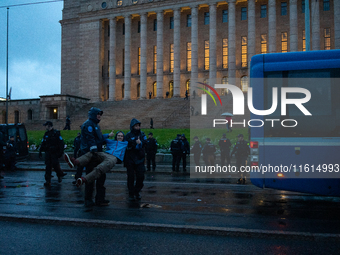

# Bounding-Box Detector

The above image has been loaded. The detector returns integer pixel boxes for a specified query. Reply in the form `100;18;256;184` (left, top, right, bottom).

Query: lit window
153;46;157;74
281;2;287;16
138;47;141;75
241;76;248;92
221;76;228;95
323;0;330;11
187;14;191;27
241;7;247;21
261;5;267;18
261;34;267;54
302;30;306;51
204;40;209;70
186;80;191;95
222;39;228;69
324;28;331;50
222;10;228;23
170;44;174;73
204;12;209;25
170;17;174;29
241;36;247;68
169;81;173;98
281;32;288;52
203;79;208;93
187;42;191;72
117;0;122;7
153;82;157;97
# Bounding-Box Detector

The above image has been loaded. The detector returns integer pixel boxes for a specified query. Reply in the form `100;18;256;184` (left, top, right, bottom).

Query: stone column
289;0;298;52
140;13;147;99
209;3;217;87
109;17;116;101
228;0;236;86
311;0;320;50
124;15;131;100
173;8;181;97
268;0;276;53
248;0;256;64
190;5;198;96
335;0;340;49
156;10;164;98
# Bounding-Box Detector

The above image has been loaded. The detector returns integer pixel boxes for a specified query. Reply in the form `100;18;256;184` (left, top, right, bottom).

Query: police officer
191;136;202;166
170;134;182;172
181;134;190;172
202;138;216;166
230;134;250;184
80;107;108;207
39;121;65;187
146;132;158;172
218;134;231;166
125;118;147;201
5;136;17;171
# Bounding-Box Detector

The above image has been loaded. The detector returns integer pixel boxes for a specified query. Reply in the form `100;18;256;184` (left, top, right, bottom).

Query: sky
0;0;63;100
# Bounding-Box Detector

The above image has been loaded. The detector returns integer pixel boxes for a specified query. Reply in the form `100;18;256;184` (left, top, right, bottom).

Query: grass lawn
28;127;249;151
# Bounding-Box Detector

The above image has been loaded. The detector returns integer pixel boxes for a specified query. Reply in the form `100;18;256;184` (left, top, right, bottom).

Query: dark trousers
220;150;231;166
44;152;63;182
194;153;201;166
172;152;181;172
5;155;16;171
126;162;145;195
85;159;106;203
147;153;156;171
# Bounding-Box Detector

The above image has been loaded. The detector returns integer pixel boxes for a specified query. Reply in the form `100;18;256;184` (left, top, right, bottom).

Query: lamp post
6;7;9;125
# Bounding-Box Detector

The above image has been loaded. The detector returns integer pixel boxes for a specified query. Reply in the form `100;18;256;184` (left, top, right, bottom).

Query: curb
1;213;339;240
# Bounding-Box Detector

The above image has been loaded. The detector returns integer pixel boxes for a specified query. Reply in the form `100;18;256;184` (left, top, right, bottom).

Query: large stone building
60;0;339;102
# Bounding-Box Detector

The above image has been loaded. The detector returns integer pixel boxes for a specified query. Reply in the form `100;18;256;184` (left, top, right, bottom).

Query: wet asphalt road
1;220;340;255
0;169;340;236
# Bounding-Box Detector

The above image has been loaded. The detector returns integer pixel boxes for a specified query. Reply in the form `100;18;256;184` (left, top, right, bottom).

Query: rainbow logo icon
196;82;223;106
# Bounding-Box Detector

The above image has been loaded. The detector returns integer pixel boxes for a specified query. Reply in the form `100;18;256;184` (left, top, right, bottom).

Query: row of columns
108;0;339;101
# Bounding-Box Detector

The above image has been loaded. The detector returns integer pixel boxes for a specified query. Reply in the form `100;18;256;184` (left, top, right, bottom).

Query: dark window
123;23;125;35
154;19;157;31
27;110;32;120
302;0;305;13
261;4;267;18
170;17;174;29
281;2;287;16
323;0;330;11
222;10;228;23
108;24;110;37
204;12;209;25
138;21;140;33
241;7;247;21
187;14;191;27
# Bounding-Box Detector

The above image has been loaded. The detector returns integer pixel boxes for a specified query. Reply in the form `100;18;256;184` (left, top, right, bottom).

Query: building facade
60;0;339;102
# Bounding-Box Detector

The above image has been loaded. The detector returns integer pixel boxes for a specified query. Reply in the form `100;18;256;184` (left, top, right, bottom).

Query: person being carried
64;131;128;187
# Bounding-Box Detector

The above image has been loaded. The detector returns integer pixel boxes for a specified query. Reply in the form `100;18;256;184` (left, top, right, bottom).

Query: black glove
39;151;42;159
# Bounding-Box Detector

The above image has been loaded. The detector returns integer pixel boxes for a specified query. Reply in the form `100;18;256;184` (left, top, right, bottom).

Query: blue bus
249;50;340;196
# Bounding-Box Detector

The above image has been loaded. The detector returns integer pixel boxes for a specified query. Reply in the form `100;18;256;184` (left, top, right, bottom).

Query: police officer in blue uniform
80;107;108;207
39;121;65;187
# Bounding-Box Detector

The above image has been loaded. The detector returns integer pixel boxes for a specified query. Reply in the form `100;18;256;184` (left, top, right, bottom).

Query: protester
65;131;128;187
39;121;66;187
145;132;158;172
124;118;147;201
